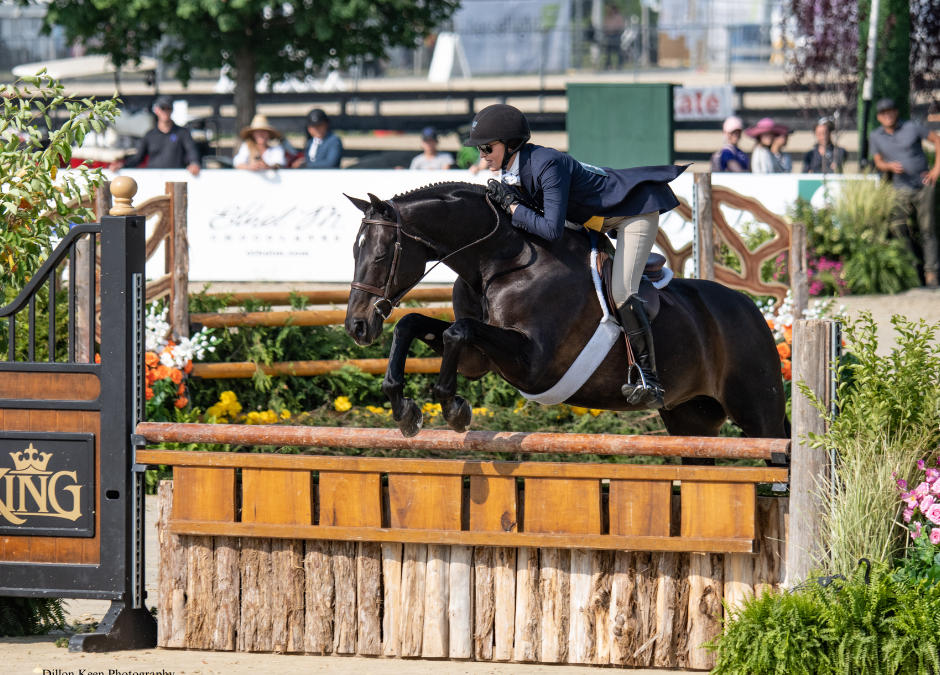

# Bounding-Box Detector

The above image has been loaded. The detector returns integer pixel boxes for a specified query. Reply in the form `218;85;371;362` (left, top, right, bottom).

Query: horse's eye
374;253;387;262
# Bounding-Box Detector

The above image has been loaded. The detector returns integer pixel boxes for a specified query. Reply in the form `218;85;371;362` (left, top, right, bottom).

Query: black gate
0;177;155;650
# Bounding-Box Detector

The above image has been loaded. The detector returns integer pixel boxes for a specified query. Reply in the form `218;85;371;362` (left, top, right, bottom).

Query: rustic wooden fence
137;424;791;669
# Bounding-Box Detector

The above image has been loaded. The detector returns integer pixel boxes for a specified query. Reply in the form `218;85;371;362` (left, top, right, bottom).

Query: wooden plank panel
400;543;428;656
53;410;86;564
0;372;100;400
539;547;570;663
653;552;679;668
156;481;187;648
184;535;215;649
473;546;495;660
303;539;333;654
139;450;789;483
389;474;462;531
687;552;723;669
422;543;450;657
357;542;383;656
681;482;756;540
242;469;312;525
238;538;274;652
513;547;540;662
381;542;403;656
271;539;304;653
469;476;517;532
608;551;637;665
568;549;593;664
82;411;100;565
2;410;31;561
754;497;783;595
634;552;656;667
493;547;516;661
525;479;601;535
212;535;240;650
332;540;357;654
609;480;672;537
173;467;236;522
591;550;613;664
318;472;382;527
448;545;473;659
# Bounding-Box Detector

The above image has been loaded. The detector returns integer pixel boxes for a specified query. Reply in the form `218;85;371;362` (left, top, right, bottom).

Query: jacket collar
518;144;534;195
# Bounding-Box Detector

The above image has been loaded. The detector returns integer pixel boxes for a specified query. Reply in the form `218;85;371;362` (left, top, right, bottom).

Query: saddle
596;251;674;322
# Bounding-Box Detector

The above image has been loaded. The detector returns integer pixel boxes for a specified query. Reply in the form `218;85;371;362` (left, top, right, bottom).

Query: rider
466;104;684;409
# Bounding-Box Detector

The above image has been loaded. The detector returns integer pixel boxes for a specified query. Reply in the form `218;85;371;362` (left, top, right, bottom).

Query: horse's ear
344;194;371;214
367;193;394;220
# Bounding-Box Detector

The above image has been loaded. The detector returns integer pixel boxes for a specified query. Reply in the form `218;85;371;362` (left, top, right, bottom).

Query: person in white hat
710;116;749;172
234;114;288;170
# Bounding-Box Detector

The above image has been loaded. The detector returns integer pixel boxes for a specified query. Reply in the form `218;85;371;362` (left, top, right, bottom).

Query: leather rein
350;196;501;319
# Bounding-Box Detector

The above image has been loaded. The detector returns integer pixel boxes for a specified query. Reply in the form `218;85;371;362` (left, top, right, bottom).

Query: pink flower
904;492;920;508
897;478;908;490
918;459;926;471
903;508;914;523
926;503;940;526
932;481;940;495
913;482;931;498
920;495;936;514
931;528;940;546
912;522;923;539
926;468;940;484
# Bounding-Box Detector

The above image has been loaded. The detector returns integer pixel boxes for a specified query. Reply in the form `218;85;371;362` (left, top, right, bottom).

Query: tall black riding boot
616;295;665;409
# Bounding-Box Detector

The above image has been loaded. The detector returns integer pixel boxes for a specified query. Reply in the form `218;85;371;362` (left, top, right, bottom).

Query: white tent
12;55;157;79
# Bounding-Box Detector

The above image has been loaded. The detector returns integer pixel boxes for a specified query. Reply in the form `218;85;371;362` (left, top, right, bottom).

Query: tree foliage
0;73;118;297
43;0;460;128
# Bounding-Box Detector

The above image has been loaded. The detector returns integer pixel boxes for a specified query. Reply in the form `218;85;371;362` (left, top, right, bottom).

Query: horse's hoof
396;398;424;438
445;396;473;433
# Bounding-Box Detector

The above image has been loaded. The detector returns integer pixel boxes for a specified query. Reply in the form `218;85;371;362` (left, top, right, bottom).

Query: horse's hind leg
383;313;452;437
658;396;728;466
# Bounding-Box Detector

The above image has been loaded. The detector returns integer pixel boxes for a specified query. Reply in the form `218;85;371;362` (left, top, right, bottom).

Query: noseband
350;195;502;319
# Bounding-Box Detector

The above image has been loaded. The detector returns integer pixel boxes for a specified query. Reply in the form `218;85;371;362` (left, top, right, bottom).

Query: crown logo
9;444;53;474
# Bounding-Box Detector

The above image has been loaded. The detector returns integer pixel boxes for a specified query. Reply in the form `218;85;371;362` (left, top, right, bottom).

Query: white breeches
610;211;660;306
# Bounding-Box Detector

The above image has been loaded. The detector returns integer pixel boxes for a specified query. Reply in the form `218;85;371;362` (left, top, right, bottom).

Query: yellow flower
366;406;386;415
260;410;278;424
220;391;237;403
334;396;352;412
589;409;603;417
422;402;442;417
570;406;588;416
471;407;495;417
245;411;262;424
280;409;291;419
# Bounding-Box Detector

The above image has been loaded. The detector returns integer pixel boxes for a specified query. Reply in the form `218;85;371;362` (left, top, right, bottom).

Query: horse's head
344;193;430;346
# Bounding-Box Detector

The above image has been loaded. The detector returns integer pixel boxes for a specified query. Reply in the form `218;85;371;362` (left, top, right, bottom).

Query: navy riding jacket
511;144;686;242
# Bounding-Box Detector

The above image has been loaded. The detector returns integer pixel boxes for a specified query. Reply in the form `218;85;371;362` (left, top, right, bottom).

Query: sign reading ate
674;85;735;121
0;433;95;537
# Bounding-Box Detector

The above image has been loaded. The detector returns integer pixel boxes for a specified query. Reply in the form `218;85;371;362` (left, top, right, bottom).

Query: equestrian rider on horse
467;104;685;409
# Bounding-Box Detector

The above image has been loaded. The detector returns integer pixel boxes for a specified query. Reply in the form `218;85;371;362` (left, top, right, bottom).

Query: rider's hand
487;179;518;213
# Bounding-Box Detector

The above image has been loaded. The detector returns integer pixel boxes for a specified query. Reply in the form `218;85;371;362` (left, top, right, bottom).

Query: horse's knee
443;320;474;348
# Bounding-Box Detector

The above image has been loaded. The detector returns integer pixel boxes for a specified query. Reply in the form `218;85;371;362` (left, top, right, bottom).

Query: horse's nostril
353;320;367;338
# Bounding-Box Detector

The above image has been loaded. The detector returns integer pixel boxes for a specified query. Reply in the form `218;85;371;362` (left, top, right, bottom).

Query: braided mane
392;181;486;201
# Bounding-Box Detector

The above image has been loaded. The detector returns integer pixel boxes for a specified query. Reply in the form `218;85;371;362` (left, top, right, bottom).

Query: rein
350;195;502;319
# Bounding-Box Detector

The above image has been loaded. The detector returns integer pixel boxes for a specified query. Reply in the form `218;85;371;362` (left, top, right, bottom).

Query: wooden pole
694;173;714;281
168;183;190;340
787;319;835;584
790;221;808;317
74;183;112;363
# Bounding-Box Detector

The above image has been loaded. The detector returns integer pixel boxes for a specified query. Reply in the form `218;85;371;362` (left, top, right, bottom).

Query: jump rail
135;422;789;461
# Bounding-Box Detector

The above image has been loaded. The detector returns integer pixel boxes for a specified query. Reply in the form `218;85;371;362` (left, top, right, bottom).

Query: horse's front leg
434;318;532;433
383;313;452;437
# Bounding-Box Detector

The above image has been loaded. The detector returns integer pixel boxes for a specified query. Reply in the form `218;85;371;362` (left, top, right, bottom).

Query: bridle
350;196;502;319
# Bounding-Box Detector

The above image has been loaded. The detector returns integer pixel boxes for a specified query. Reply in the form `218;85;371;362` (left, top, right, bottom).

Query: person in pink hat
747;118;791;173
710;116;749;172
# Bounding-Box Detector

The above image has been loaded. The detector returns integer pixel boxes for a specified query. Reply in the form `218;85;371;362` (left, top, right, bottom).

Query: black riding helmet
464;104;531;169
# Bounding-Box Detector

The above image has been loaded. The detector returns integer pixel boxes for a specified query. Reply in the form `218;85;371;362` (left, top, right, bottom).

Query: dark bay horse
344;182;788;445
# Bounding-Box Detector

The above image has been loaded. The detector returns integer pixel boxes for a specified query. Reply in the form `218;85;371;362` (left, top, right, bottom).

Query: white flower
145;305;221;366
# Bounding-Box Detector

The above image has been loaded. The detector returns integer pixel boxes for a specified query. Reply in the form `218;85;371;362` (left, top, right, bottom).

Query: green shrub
0;596;66;636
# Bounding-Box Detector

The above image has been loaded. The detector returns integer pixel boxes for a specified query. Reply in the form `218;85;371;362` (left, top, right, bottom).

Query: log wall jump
139;424;790;669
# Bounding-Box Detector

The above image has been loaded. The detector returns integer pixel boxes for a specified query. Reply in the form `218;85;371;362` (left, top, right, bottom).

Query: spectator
747;118;790;173
409;127;454;170
710;116;749;172
603;5;626;70
870;98;940;287
111;95;200;175
802;117;847;174
292;109;343;169
771;131;792;173
234;114;288;170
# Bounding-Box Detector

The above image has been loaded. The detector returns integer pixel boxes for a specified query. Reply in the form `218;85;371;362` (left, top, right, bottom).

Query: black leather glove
486;179;518;213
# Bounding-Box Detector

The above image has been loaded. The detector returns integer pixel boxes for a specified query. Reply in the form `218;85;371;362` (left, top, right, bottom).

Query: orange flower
153;365;171;381
94;353;101;364
145;352;160;367
184;360;193;374
146;369;157;385
165;340;176;349
783;324;793;345
766;318;776;331
177;383;186;396
776;342;791;360
169;368;183;385
781;359;792;381
145;386;154;401
174;397;188;409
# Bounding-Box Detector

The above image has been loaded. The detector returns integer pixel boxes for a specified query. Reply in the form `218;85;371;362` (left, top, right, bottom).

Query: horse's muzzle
345;313;383;346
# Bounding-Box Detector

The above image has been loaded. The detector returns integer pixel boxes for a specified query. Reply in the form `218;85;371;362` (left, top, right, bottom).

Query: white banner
118;169;855;283
674;85;735;122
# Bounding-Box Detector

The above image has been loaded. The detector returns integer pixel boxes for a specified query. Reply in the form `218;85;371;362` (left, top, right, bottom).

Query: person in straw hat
234;114;289;170
746;118;791;173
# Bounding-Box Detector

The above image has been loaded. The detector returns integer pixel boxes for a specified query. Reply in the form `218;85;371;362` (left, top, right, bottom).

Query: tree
42;0;460;131
857;0;911;143
910;0;940;116
0;73;118;296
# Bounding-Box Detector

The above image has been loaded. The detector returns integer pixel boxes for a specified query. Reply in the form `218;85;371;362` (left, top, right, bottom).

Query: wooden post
788;319;835;584
790;221;808;318
694;173;714;281
75;184;111;363
167;183;189;340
